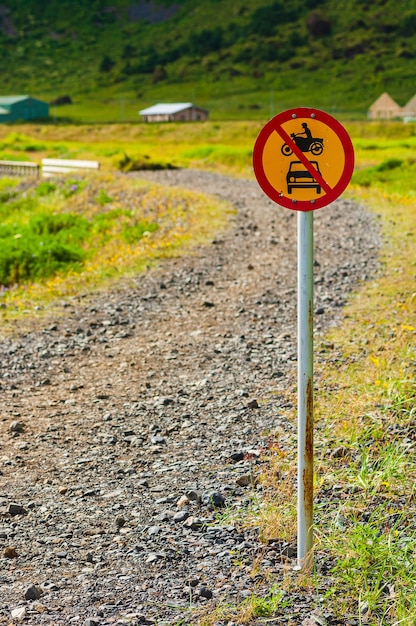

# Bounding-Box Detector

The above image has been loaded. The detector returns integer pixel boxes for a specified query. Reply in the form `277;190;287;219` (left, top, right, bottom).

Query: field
2;0;416;121
0;118;415;623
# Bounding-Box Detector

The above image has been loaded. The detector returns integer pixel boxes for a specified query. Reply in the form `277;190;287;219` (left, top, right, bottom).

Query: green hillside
0;0;415;122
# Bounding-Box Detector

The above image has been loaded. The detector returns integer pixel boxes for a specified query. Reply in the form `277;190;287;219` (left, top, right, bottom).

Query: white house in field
139;102;209;122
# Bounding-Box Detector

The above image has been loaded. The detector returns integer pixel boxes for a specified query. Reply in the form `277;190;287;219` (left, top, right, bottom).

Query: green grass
0;211;89;285
352;156;416;195
0;0;415;121
310;168;416;622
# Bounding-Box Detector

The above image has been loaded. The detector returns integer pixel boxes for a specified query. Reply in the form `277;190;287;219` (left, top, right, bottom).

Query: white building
139;102;209;122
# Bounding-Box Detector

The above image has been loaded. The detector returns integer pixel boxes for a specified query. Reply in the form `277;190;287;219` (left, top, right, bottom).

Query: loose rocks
0;170;380;624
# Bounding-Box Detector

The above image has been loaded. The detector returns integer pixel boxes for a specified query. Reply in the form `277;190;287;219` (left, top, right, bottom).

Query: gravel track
0;170;380;625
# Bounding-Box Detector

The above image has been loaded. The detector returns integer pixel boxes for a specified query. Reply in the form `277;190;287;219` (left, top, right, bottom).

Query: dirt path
0;171;380;625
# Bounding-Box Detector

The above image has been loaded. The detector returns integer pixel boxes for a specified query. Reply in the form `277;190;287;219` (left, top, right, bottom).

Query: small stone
8;503;26;516
173;510;189;523
3;546;18;558
10;421;24;433
199;586;213;599
186;490;201;502
176;495;189;507
236;474;252;487
183;516;203;530
31;601;47;613
25;584;43;601
147;525;161;536
11;607;26;621
155;510;174;522
145;553;159;564
150;435;166;445
202;491;225;508
84;619;100;626
230;452;244;462
116;516;126;528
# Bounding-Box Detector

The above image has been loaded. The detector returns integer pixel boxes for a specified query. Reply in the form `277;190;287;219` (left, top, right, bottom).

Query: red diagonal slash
273;125;332;195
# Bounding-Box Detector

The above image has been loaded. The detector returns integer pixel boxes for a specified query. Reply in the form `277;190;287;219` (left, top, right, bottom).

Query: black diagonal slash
275;124;332;195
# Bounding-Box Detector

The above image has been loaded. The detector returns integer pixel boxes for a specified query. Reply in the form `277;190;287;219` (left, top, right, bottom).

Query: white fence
0;160;39;177
0;158;100;178
41;158;100;177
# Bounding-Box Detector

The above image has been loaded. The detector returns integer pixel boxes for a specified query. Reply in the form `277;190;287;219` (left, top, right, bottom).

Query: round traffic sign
253;107;355;211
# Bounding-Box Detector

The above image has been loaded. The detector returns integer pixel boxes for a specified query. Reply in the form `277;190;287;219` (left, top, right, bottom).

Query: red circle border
252;107;355;211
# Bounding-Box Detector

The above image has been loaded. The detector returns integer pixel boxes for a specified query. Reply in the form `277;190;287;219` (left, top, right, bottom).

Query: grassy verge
311;182;416;623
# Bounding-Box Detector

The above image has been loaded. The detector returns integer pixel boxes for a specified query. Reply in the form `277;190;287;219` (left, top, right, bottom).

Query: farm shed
0;95;49;123
139;102;209;122
403;94;416;122
368;92;403;120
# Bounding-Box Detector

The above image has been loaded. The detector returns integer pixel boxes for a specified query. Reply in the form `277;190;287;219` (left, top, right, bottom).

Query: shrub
117;152;177;172
99;55;115;72
0;238;86;286
376;158;403;172
0;212;90;286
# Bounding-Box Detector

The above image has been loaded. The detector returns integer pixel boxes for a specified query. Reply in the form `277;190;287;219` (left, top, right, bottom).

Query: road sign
253;107;354;211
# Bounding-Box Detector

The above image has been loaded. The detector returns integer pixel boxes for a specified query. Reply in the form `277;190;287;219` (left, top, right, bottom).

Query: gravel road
0;170;380;625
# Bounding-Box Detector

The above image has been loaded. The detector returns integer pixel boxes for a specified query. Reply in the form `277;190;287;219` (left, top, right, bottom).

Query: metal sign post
297;210;314;567
252;107;354;569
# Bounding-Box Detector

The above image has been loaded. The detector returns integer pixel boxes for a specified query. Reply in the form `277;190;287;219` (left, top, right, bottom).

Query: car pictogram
286;161;322;194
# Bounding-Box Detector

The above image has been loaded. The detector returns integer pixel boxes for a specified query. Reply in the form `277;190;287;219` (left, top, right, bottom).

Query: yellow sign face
253;108;355;211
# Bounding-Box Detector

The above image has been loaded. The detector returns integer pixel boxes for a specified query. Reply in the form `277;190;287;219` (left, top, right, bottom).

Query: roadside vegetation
0;119;415;623
313;166;415;623
0;165;232;320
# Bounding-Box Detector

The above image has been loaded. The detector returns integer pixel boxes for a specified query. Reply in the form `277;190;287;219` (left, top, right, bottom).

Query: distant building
0;95;49;123
403;94;416;122
139;102;209;123
368;92;403;120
